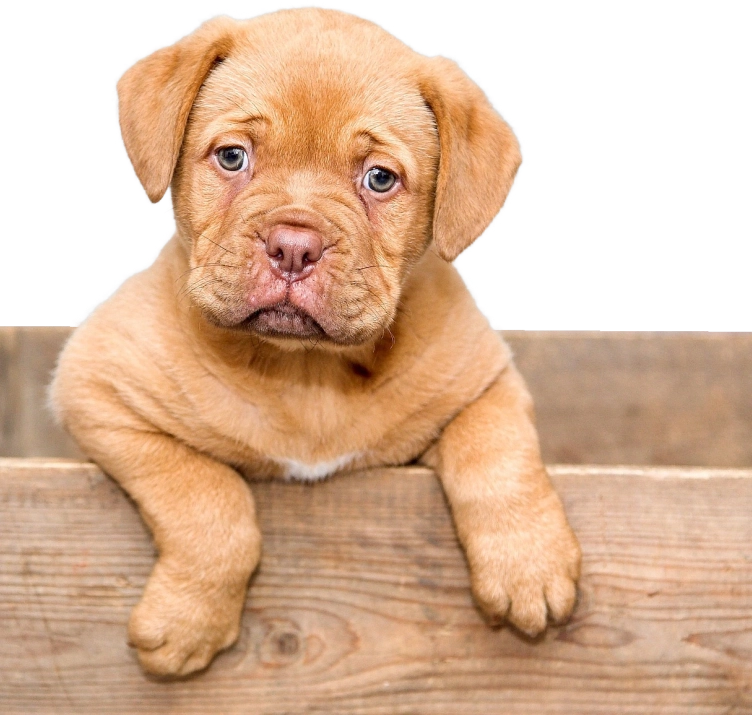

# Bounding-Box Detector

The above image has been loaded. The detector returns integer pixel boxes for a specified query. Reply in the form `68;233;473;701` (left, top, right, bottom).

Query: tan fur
51;8;580;677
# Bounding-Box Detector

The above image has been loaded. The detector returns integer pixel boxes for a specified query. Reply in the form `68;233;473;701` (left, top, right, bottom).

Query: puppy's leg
422;363;581;635
66;407;260;676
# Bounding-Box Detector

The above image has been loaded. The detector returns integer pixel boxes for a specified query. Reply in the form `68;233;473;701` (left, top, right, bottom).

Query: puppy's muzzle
265;225;323;281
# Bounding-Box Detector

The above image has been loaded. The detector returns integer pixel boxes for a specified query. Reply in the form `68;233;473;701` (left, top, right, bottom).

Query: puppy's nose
265;225;323;277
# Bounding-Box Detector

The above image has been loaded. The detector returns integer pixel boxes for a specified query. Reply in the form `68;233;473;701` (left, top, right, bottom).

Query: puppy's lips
241;302;326;340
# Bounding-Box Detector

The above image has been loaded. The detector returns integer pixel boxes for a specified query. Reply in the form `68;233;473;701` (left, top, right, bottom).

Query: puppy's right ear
117;18;237;202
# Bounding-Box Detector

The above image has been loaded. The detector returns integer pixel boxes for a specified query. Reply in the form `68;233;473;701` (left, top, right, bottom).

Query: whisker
175;262;241;283
355;264;390;272
174;278;228;311
347;274;391;318
177;277;227;300
193;228;237;256
202;234;237;255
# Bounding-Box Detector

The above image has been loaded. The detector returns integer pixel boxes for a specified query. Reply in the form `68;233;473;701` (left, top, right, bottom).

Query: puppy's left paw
464;495;581;636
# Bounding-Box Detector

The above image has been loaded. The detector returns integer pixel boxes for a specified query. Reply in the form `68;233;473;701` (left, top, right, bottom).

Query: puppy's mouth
239;301;326;340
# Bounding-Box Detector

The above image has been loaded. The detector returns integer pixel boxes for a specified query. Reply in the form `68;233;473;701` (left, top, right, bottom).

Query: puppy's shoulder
52;239;188;404
401;251;509;358
396;250;512;394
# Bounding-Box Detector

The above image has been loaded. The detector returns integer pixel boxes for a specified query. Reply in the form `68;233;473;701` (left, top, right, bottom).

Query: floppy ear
117;17;237;202
420;57;521;261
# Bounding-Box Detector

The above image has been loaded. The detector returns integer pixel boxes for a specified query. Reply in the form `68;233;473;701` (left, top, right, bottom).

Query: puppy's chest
176;371;437;480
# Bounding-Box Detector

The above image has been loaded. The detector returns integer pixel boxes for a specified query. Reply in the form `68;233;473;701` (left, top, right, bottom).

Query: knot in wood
276;631;299;656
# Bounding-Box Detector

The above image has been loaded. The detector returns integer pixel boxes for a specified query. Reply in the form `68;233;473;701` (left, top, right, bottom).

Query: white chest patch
277;451;363;482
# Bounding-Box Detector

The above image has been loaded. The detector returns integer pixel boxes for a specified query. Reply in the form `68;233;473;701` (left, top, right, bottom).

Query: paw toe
128;609;166;652
507;587;548;636
178;645;217;677
472;578;511;623
545;575;578;624
137;644;186;677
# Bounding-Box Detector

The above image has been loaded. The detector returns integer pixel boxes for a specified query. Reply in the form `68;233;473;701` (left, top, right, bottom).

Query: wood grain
1;460;750;713
504;331;752;467
0;328;83;460
3;328;751;467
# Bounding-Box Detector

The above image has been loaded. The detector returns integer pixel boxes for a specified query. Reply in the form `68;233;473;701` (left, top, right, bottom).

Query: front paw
464;496;581;636
128;559;251;677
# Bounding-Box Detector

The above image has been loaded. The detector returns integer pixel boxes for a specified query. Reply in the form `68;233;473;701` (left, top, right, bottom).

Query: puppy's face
174;31;438;345
118;10;521;347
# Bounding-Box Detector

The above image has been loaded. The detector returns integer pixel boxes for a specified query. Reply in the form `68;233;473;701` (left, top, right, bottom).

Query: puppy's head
118;9;520;347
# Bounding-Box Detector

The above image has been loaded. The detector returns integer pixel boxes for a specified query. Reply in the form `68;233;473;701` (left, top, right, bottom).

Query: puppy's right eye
216;147;248;172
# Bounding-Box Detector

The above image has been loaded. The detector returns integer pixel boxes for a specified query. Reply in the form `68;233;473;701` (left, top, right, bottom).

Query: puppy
51;8;581;677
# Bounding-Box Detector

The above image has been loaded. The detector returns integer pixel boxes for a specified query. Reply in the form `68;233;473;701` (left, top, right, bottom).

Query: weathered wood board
1;460;750;713
0;328;83;460
504;331;752;467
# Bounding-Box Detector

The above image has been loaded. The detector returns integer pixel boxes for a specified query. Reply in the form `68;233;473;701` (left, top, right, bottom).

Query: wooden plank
504;331;752;467
1;460;750;714
0;328;83;459
0;328;20;455
2;329;752;466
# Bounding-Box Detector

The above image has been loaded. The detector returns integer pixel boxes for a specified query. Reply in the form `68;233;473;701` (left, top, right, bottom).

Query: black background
11;3;568;327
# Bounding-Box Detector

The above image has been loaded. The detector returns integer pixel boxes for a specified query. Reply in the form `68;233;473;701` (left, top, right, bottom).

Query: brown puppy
51;8;581;677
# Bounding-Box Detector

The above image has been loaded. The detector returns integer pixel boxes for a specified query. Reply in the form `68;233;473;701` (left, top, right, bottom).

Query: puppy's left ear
117;17;237;202
420;57;521;261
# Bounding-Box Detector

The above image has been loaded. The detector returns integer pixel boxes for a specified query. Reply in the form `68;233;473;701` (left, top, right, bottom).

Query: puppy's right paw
128;560;248;677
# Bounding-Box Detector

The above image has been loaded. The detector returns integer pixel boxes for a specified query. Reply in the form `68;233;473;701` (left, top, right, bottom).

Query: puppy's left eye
216;147;248;172
363;167;397;193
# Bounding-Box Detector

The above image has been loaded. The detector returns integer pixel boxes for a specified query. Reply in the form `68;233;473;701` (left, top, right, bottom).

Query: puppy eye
363;167;397;193
216;147;248;172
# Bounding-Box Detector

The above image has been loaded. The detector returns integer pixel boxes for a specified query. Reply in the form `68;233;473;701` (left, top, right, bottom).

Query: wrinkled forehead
189;23;437;166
